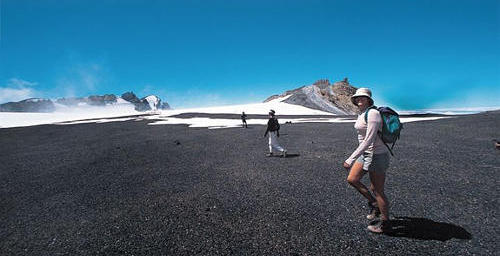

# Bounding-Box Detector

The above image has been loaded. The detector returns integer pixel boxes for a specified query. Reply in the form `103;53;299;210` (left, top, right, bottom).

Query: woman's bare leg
369;171;389;221
347;162;376;203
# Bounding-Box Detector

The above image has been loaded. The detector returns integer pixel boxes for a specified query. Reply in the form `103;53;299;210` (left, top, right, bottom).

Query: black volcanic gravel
1;111;499;255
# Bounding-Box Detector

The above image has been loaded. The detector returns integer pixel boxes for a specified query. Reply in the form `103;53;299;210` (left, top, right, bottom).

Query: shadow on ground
268;153;300;158
385;216;472;241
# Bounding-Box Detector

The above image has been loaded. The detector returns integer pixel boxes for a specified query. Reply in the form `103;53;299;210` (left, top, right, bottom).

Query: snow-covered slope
143;95;161;111
0;97;332;128
0;104;139;128
161;95;335;116
2;96;497;129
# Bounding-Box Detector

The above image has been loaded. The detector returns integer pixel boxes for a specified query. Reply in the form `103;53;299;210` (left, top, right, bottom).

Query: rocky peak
121;92;140;103
313;79;331;87
329;78;358;114
264;78;359;115
122;93;170;111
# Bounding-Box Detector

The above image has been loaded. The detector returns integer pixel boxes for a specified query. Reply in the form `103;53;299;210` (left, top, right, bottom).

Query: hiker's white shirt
268;131;285;153
346;108;388;166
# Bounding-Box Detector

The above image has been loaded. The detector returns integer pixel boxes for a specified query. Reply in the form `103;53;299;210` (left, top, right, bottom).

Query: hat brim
351;95;373;105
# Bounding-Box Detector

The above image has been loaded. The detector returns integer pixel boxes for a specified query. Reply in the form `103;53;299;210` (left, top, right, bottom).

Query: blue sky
1;0;499;109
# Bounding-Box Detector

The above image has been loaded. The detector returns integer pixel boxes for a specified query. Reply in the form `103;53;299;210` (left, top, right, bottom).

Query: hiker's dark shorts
356;152;390;173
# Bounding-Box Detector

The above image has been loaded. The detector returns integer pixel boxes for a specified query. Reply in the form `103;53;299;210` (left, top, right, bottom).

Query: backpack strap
364;106;395;157
383;142;395;156
364;106;378;123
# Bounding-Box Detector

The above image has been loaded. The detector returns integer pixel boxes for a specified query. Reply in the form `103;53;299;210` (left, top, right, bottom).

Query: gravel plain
1;111;499;255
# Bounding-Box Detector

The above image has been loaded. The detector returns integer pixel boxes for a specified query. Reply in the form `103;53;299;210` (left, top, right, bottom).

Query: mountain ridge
264;78;359;115
0;92;170;113
1;79;359;114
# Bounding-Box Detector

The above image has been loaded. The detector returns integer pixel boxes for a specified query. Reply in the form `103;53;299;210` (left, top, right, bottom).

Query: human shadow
383;216;472;241
269;153;300;158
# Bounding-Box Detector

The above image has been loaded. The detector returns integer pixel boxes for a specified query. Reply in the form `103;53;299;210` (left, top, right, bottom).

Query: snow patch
269;94;293;103
116;97;130;104
159;100;334;116
0;104;139;128
3;99;490;129
146;116;450;129
24;98;47;103
144;95;161;110
56;117;139;125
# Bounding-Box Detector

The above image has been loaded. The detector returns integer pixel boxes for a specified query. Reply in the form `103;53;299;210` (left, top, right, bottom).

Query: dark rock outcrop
264;78;358;115
329;78;358;114
87;94;117;106
161;102;171;110
55;97;82;106
121;93;171;111
0;98;55;112
56;94;117;107
121;92;151;111
136;98;152;112
121;92;141;103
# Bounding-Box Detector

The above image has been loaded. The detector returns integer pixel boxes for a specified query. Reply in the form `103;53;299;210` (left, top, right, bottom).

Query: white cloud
55;61;107;97
0;78;39;103
140;84;155;96
168;91;233;109
8;78;38;87
0;87;36;103
78;64;101;91
429;86;500;109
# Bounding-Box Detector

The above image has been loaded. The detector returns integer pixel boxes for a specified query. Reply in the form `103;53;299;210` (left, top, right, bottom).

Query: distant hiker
264;110;287;157
241;112;248;128
343;88;391;233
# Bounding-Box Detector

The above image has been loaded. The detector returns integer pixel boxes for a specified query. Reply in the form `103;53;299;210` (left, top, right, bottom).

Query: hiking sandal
367;220;391;234
367;202;381;220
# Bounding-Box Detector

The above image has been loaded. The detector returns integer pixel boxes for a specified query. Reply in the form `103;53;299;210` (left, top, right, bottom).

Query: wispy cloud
140;84;157;97
430;86;500;109
164;85;268;109
52;50;112;98
78;64;101;91
56;63;104;97
8;78;38;87
0;78;39;103
168;91;234;109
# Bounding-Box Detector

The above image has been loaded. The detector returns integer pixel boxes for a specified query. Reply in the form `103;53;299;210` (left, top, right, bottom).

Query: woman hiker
264;110;287;157
343;88;391;233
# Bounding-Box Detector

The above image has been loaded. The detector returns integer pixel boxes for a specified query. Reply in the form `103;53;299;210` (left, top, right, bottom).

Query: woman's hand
343;162;351;170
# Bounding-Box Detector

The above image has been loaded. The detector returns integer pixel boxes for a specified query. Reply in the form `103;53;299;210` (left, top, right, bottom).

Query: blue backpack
364;106;403;156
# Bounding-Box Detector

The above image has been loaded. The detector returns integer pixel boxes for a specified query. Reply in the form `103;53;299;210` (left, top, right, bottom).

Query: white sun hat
351;88;373;105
